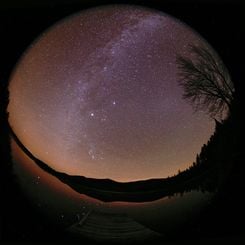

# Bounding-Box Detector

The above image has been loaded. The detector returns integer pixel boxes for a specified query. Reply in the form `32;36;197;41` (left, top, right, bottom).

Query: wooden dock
67;209;162;243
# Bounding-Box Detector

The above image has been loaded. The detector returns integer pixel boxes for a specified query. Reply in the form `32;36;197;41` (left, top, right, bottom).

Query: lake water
11;138;214;238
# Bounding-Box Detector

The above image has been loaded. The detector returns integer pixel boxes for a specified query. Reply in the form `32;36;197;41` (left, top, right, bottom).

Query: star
8;5;214;182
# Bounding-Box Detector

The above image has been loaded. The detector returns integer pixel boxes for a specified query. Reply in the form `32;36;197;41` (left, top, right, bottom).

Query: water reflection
11;137;214;242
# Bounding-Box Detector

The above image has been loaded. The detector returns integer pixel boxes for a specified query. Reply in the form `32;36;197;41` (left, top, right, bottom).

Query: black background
0;0;244;244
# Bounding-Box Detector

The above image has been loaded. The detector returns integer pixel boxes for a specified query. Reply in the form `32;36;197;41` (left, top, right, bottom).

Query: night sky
8;5;214;182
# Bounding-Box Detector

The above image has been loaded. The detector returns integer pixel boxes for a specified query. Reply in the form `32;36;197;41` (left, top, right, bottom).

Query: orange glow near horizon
8;5;214;182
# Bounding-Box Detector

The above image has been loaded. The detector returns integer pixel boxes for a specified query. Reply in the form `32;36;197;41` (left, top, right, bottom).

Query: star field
8;5;214;182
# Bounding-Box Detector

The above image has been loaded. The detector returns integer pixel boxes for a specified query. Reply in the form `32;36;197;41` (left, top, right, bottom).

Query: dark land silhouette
9;123;218;202
8;109;242;203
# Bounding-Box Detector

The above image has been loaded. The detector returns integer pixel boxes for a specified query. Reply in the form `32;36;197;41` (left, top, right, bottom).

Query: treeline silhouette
169;115;241;194
176;105;245;239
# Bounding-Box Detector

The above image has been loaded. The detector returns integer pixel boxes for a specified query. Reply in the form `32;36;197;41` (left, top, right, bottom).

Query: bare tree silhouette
176;45;235;118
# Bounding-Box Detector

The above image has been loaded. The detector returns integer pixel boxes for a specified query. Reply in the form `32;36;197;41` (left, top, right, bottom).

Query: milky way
8;5;214;182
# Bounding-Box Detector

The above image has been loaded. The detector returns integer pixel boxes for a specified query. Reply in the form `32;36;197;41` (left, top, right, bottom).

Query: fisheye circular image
7;4;235;243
